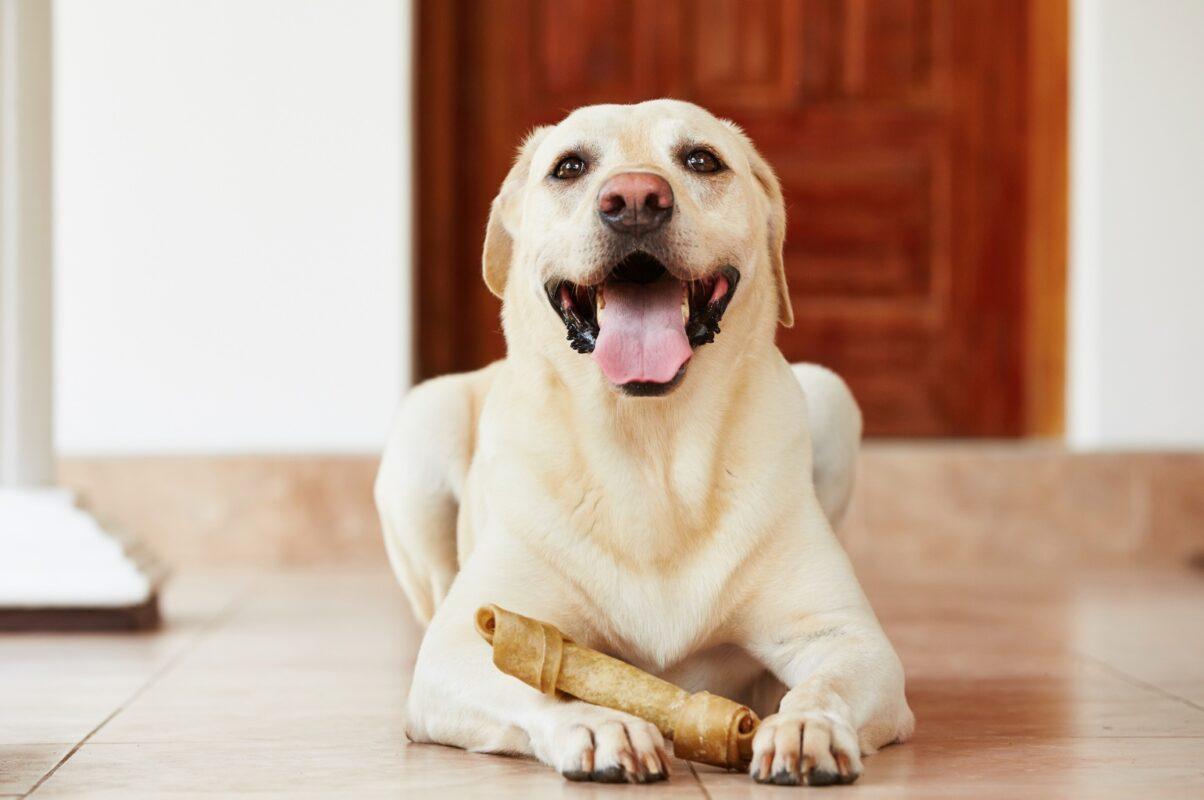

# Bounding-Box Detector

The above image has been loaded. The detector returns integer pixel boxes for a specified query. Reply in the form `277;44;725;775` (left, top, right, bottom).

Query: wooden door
415;0;1066;436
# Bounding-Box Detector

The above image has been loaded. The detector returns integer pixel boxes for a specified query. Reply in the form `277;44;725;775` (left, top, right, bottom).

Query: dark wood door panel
777;142;944;300
416;0;1066;437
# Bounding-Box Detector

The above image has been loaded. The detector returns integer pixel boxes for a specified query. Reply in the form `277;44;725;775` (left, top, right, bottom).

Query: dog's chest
556;519;752;671
475;415;787;669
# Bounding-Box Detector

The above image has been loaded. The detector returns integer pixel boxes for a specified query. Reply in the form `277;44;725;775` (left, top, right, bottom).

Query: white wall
48;0;1204;453
1069;0;1204;448
53;0;411;454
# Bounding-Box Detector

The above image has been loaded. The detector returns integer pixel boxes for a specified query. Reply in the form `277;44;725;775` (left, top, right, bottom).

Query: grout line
686;761;714;800
1075;651;1204;714
21;584;258;798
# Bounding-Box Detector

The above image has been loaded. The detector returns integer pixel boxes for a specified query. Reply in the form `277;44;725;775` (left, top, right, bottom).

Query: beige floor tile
698;737;1204;799
1158;681;1204;708
86;571;414;747
1068;569;1204;695
0;743;72;794
14;564;1204;797
907;667;1204;739
32;741;707;799
0;572;251;795
89;666;409;746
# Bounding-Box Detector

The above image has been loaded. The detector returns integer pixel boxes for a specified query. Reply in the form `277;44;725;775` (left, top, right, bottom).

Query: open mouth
544;252;740;395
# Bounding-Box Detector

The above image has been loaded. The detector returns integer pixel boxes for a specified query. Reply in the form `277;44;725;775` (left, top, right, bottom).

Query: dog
376;99;913;786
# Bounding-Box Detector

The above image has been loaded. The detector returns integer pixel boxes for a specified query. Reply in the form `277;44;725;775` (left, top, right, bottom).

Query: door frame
1022;0;1069;437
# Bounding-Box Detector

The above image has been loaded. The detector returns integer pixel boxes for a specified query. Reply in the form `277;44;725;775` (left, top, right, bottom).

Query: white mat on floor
0;489;151;607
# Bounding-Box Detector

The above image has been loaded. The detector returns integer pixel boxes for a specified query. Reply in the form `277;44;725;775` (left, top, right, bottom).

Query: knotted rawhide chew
474;605;759;770
474;604;564;695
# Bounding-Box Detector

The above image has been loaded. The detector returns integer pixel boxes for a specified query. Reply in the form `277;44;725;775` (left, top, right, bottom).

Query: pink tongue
593;280;692;385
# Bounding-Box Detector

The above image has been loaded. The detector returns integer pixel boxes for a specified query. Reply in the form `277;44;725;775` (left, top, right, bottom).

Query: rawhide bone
474;604;758;770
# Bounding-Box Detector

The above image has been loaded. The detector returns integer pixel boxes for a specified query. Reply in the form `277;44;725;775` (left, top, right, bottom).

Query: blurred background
3;0;1202;571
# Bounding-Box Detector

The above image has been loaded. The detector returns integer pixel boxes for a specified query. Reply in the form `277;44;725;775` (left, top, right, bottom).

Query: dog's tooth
681;288;690;323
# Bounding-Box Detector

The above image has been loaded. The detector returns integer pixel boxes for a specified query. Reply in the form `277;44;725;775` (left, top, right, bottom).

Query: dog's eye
684;149;723;174
552;155;587;180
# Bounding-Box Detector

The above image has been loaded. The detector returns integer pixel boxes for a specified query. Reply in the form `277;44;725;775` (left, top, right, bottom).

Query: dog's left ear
746;145;794;328
483;126;552;298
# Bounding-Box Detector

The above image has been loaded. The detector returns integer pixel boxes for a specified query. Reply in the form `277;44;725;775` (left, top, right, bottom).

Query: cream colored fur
376;100;912;786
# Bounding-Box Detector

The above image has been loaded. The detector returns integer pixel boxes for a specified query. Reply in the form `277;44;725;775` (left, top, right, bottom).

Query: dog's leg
792;363;862;528
741;506;914;786
406;542;672;783
375;364;498;624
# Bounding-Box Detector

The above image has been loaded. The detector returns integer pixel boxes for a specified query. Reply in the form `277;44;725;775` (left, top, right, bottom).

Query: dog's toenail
807;768;840;786
562;770;590;782
771;770;800;786
592;765;626;783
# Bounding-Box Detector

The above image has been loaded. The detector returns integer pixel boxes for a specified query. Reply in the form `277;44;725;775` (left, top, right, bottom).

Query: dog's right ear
483;126;552;298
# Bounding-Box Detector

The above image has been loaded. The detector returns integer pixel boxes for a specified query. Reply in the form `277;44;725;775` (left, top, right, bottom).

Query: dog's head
485;100;792;397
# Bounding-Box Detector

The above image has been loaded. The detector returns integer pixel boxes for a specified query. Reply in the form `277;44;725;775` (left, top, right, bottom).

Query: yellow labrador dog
376;99;913;786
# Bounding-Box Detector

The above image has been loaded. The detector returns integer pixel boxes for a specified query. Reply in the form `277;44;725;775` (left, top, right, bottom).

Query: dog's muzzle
544;252;739;396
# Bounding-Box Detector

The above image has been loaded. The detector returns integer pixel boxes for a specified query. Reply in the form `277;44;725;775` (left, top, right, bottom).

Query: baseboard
57;455;382;568
841;443;1203;568
57;445;1203;570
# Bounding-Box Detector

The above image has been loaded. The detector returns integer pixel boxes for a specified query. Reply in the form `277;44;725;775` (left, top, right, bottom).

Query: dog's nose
597;172;673;235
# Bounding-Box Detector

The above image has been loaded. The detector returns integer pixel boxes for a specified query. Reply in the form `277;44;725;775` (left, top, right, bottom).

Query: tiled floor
2;562;1202;798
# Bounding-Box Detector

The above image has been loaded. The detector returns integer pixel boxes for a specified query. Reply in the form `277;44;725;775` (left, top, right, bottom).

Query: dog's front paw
749;710;862;786
536;705;671;784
